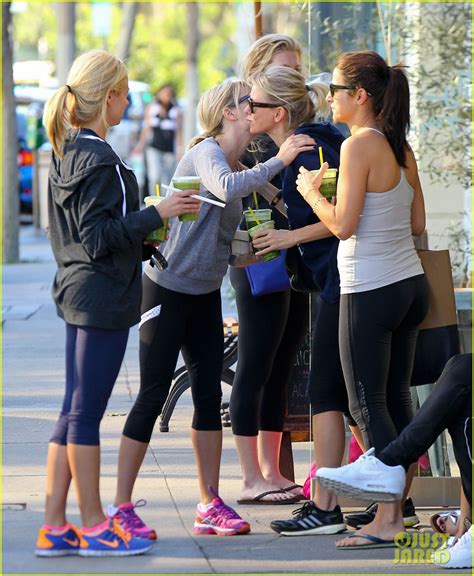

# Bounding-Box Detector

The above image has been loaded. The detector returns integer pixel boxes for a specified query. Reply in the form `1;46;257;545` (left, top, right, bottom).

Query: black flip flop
337;532;410;550
237;489;302;505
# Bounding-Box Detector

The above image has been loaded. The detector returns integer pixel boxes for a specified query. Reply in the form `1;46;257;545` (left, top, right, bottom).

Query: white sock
198;502;214;512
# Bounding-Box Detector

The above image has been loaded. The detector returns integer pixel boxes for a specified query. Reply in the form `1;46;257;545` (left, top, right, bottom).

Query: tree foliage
13;2;237;97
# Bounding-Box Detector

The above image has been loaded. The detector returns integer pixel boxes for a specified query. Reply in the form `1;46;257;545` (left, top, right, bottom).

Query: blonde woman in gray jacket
108;78;316;538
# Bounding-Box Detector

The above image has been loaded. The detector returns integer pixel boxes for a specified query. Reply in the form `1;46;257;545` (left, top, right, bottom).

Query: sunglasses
238;94;250;105
247;96;281;114
329;83;356;97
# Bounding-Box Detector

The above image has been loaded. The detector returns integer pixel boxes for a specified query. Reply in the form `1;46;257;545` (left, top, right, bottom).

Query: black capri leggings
123;275;224;443
229;266;309;436
339;274;429;452
309;296;354;425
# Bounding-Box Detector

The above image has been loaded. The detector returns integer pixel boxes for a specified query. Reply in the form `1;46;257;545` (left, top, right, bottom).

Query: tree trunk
56;2;76;85
183;2;199;145
116;2;138;62
2;2;19;263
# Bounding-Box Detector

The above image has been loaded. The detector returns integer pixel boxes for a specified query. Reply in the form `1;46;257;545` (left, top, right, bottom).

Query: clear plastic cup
144;196;168;242
243;209;272;230
171;176;201;222
248;220;279;262
318;168;338;198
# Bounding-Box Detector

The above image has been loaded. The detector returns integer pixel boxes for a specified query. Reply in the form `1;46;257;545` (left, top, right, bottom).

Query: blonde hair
242;34;302;82
188;78;250;149
251;65;330;130
43;49;128;158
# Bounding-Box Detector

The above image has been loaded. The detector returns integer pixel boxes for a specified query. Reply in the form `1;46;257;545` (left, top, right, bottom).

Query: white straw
161;184;226;208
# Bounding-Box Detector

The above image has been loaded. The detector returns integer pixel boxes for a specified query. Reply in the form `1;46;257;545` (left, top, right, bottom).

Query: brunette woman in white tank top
296;50;429;548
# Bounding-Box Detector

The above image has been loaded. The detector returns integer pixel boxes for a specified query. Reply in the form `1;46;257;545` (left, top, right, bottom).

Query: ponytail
378;65;410;167
43;86;73;158
336;51;410;166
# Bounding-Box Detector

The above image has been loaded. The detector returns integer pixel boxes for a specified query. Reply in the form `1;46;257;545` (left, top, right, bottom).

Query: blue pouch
245;249;290;297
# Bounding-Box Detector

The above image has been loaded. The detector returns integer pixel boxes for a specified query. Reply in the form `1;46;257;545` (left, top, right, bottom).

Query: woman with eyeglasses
108;77;315;539
240;64;359;536
229;34;314;508
296;50;429;548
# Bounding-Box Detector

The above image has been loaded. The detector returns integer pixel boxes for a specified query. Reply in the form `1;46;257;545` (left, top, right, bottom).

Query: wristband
270;190;283;207
311;196;325;212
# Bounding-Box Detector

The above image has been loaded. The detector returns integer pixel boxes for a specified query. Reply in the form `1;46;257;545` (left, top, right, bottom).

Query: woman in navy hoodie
245;65;355;536
35;49;199;558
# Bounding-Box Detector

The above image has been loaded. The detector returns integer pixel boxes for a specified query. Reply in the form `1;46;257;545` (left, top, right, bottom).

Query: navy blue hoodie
48;129;163;329
281;122;345;304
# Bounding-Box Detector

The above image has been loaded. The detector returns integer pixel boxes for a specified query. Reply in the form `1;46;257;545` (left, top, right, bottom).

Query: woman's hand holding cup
296;163;328;204
252;228;297;257
155;189;201;219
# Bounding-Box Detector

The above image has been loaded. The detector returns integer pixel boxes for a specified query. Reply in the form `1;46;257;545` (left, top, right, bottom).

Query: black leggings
310;297;353;424
339;274;429;451
51;323;129;446
123;276;224;443
378;354;472;506
229;266;309;436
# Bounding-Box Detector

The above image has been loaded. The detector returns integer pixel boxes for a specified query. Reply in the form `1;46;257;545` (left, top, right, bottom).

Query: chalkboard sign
284;294;318;432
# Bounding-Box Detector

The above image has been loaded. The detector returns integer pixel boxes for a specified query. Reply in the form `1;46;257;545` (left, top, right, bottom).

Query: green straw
253;191;259;210
247;206;261;225
319;146;324;166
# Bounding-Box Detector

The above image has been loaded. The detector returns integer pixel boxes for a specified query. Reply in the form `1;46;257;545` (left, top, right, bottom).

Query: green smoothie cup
171;176;201;221
318;168;338;199
248;220;279;262
144;196;168;242
243;208;272;230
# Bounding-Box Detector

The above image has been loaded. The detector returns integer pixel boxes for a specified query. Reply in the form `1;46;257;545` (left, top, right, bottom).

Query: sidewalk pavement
2;225;451;574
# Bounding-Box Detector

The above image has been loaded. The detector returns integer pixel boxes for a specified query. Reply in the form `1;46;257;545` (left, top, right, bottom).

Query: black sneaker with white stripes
270;501;346;536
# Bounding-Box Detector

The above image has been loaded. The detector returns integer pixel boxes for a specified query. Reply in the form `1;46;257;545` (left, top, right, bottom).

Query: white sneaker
316;448;406;502
433;526;472;569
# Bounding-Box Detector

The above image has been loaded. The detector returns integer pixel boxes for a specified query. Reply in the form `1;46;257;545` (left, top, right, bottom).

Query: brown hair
336;50;410;166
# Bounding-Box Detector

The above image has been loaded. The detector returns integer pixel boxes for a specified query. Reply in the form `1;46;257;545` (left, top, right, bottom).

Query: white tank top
337;136;423;294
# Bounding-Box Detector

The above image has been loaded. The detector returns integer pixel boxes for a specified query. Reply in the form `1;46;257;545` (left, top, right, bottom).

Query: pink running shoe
106;500;157;540
193;488;250;536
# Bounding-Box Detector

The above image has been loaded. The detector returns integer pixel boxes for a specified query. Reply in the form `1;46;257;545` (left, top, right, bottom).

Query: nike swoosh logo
96;538;120;548
63;537;79;546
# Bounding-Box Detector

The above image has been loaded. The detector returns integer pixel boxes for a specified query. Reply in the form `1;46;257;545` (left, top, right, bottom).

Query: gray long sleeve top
145;137;284;294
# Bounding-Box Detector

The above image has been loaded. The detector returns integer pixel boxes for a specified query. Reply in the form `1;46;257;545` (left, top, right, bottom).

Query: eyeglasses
329;83;356;97
247;97;281;114
238;94;250;105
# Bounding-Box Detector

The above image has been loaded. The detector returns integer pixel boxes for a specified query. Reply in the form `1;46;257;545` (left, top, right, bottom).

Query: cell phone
150;248;168;271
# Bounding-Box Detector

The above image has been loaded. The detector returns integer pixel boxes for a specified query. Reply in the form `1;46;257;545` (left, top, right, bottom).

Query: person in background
135;83;183;194
229;33;311;506
296;50;429;548
35;49;200;558
316;353;471;569
108;78;316;538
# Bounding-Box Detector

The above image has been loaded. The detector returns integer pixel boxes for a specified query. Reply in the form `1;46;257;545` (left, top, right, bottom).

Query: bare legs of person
234;431;302;503
312;411;346;511
44;442;106;528
115;430;223;505
192;429;222;504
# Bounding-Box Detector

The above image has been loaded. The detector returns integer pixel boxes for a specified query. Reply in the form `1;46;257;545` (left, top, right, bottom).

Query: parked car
16;106;33;213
